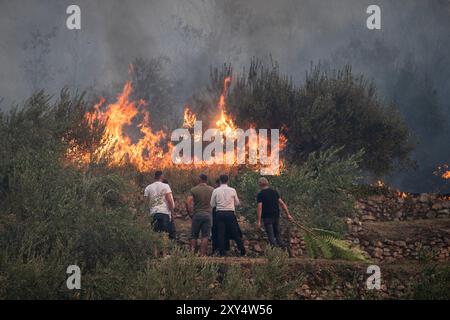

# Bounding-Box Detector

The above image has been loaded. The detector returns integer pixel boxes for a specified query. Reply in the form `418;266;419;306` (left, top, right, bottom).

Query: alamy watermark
66;4;381;31
171;121;280;175
66;265;81;290
366;265;381;290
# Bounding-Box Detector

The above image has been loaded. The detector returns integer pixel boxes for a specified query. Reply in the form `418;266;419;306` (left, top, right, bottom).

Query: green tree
193;60;414;176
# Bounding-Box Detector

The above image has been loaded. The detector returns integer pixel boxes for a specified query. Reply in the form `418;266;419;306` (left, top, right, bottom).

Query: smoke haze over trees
0;0;449;192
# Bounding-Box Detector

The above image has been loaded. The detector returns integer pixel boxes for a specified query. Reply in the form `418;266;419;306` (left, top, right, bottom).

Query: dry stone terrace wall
355;193;450;222
208;258;426;299
345;192;450;262
172;192;450;261
345;219;450;262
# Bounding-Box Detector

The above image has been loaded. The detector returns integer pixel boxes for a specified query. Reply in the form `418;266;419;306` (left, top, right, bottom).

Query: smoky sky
0;0;449;193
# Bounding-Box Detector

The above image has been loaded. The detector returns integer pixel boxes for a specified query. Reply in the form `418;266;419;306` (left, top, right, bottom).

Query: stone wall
345;219;450;262
211;258;431;299
345;192;450;262
355;193;450;222
174;193;450;261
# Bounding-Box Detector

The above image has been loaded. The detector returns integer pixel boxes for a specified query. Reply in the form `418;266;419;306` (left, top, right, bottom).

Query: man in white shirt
144;170;175;239
210;174;246;256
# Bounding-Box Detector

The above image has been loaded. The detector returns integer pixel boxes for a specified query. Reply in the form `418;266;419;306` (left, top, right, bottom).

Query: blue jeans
152;213;176;239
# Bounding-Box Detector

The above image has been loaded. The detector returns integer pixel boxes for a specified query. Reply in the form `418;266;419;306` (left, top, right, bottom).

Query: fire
67;76;286;175
397;191;408;199
372;179;409;198
374;180;386;188
443;171;450;180
68;81;174;171
183;106;197;129
434;164;450;180
215;77;236;135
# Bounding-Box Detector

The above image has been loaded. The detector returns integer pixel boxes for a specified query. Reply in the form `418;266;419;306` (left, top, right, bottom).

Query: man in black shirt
256;177;293;248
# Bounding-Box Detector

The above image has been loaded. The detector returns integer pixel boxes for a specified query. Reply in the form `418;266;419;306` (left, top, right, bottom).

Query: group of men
144;170;293;257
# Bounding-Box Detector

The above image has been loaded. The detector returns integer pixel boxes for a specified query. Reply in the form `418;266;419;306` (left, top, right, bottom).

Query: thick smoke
0;0;449;192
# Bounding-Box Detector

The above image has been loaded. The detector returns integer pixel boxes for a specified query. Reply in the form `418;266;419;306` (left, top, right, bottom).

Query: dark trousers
264;217;284;247
152;213;176;240
212;209;230;253
216;211;246;256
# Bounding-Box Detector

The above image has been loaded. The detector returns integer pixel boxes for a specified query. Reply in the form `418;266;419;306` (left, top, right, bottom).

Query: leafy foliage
131;247;218;299
252;247;303;298
192;60;414;176
236;147;367;261
237;147;363;232
299;226;367;261
412;257;450;300
129;57;177;131
0;90;164;299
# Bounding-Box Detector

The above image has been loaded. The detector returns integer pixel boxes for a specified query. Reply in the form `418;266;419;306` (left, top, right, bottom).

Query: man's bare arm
186;195;194;216
234;190;240;206
278;198;293;220
257;202;263;228
210;191;216;208
165;192;175;213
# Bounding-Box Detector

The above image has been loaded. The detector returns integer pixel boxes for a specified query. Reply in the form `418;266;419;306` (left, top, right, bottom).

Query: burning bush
195;60;414;177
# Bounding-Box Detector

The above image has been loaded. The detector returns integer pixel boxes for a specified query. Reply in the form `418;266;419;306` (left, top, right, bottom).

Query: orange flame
70;81;173;171
443;171;450;180
215;77;236;134
374;180;386;188
434;164;450;181
183;106;197;129
68;76;286;174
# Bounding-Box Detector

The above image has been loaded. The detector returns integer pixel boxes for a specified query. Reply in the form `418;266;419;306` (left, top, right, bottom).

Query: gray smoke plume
0;0;449;192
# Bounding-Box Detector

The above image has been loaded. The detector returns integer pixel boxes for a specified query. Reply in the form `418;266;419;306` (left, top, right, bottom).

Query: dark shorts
152;213;176;239
191;214;212;239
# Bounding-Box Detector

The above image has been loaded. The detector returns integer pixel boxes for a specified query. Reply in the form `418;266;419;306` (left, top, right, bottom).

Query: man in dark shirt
256;177;293;248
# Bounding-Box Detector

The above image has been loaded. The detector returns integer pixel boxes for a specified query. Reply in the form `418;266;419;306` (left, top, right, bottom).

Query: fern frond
291;219;368;261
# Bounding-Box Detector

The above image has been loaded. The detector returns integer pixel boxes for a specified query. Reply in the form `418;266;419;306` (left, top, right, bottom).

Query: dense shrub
252;247;303;299
413;260;450;300
191;60;413;176
0;90;164;299
236;147;362;233
129;246;302;300
131;247;219;299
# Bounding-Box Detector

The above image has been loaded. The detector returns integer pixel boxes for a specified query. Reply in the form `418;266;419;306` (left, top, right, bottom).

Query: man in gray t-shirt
186;173;214;256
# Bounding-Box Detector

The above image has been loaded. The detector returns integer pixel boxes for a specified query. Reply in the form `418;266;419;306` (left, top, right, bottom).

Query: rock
374;247;383;258
355;202;365;210
253;243;263;253
419;194;429;203
426;211;437;218
362;214;376;221
368;195;385;203
395;241;407;247
394;211;404;218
